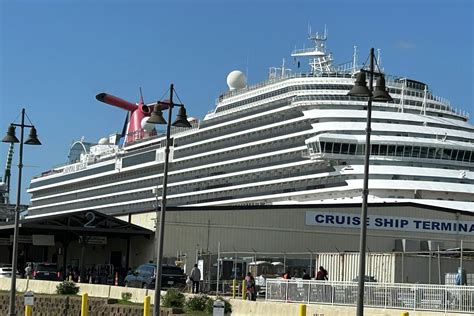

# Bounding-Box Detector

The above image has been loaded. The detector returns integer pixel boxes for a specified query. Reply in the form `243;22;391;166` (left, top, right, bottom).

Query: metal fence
266;279;474;313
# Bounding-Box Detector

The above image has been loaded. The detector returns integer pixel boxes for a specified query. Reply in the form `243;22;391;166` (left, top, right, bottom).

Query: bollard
400;313;409;316
24;305;32;316
81;293;89;316
299;304;306;316
242;280;246;299
232;279;236;299
143;295;151;316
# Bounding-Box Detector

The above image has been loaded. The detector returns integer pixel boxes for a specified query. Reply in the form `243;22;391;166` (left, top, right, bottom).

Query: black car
124;264;186;289
32;262;59;281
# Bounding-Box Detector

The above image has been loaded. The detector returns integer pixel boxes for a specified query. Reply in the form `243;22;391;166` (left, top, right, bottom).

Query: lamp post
2;108;41;316
347;48;392;316
147;84;191;316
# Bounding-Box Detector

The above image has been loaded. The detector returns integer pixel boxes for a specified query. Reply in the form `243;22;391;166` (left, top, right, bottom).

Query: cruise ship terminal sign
305;211;474;235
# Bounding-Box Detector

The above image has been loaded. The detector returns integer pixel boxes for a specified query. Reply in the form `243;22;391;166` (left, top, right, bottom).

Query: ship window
443;148;452;159
387;145;396;156
371;144;379;155
396;145;404;157
427;147;436;159
420;146;428;158
325;142;333;153
379;145;388;156
403;146;413;157
333;143;341;154
356;144;364;155
457;150;465;161
341;143;349;154
451;149;459;161
320;142;326;152
412;146;421;158
349;144;356;155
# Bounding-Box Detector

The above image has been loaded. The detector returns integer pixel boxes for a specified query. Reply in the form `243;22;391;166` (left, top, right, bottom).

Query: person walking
316;266;328;280
190;263;201;293
245;272;257;301
24;263;32;279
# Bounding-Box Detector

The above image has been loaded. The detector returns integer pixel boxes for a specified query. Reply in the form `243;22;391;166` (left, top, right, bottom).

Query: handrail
266;279;474;313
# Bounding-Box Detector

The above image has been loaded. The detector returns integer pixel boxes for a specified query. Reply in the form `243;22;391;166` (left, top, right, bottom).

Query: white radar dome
98;137;109;145
226;70;247;90
142;117;155;132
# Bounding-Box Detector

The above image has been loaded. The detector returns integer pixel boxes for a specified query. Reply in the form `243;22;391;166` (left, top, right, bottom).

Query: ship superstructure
27;30;474;216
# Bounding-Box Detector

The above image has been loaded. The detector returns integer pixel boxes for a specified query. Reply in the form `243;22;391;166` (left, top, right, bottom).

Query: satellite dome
226;70;247;90
98;137;109;145
142;117;155;132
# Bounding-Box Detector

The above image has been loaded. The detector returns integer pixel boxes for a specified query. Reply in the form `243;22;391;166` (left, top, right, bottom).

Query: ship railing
212;71;468;120
291;47;323;55
293;94;469;120
215;71;355;104
123;125;199;147
266;279;474;313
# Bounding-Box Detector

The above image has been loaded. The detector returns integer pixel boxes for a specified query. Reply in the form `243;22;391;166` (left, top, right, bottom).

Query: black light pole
347;48;392;316
147;84;191;316
2;108;41;316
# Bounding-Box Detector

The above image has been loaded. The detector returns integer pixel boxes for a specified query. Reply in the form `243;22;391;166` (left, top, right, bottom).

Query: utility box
213;299;225;316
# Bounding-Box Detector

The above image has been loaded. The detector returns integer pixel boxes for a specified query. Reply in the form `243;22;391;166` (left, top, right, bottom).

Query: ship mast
291;26;334;75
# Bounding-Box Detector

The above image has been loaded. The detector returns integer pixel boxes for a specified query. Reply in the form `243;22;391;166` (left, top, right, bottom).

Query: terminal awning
0;209;153;238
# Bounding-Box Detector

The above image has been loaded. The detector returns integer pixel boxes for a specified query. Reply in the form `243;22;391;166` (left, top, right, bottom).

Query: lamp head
172;105;192;128
25;126;41;145
147;103;167;125
372;75;393;102
2;125;20;143
347;72;371;97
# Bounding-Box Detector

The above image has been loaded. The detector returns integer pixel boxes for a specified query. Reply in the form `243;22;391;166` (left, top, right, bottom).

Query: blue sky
1;0;473;204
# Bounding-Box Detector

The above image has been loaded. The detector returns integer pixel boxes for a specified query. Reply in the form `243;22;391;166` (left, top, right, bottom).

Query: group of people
283;266;329;281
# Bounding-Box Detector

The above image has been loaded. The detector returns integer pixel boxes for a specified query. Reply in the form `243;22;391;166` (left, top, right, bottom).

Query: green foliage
121;292;132;302
161;288;185;308
184;294;211;312
55;281;80;295
204;296;232;315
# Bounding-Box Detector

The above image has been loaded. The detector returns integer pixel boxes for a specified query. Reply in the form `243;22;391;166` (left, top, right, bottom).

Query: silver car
0;264;21;278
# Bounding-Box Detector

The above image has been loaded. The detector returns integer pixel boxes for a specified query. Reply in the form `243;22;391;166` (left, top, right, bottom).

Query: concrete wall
229;299;472;316
0;292;145;316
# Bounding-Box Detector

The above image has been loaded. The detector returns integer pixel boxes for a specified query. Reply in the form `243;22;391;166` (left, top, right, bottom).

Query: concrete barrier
228;299;471;316
1;278;468;316
108;284;151;303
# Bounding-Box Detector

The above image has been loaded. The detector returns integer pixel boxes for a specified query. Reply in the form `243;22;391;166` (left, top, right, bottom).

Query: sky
0;0;473;204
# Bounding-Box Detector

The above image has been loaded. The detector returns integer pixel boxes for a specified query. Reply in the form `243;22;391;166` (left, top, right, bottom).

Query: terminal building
1;201;472;284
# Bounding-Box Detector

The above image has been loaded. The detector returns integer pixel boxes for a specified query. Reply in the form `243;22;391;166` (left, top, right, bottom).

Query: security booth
0;209;153;284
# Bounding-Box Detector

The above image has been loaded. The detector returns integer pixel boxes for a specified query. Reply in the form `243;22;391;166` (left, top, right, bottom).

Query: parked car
124;264;186;289
32;262;59;281
0;264;21;278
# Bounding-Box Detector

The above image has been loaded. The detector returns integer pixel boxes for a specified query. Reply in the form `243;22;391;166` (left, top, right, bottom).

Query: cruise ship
27;30;474;217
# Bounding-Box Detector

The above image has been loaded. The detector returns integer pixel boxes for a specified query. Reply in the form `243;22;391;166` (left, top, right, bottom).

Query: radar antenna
291;26;334;75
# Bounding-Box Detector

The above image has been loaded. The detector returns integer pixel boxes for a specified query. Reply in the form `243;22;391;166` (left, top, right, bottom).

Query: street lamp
2;108;41;316
347;48;392;316
147;83;191;316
